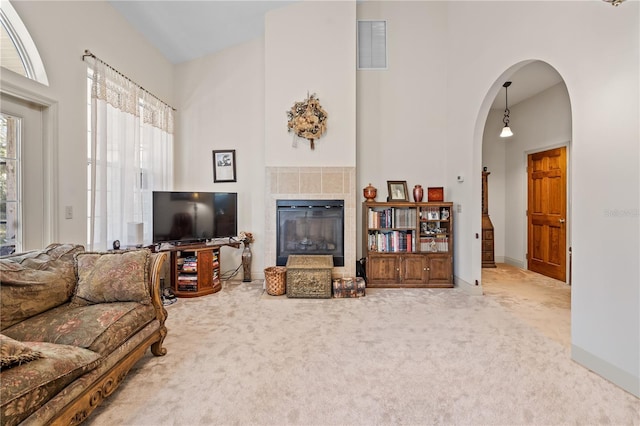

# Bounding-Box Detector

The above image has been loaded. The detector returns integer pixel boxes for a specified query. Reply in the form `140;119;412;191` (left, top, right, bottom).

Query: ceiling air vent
357;20;387;70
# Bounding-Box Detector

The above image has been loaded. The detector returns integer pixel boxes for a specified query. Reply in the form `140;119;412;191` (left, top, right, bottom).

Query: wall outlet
456;204;462;213
65;206;73;219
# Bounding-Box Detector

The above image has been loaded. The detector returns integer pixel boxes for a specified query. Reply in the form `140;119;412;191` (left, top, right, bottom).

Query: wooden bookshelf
363;201;454;288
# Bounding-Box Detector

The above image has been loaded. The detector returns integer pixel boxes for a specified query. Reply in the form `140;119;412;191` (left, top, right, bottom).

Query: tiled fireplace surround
265;167;356;278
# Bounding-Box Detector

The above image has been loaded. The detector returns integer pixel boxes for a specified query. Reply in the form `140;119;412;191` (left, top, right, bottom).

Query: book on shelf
178;275;198;282
177;284;198;292
368;207;417;229
368;230;415;253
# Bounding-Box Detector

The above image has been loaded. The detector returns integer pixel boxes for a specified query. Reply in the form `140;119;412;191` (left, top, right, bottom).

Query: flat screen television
152;191;237;244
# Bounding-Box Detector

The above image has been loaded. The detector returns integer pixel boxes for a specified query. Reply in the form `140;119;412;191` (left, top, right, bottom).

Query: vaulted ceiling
108;1;563;109
108;1;296;64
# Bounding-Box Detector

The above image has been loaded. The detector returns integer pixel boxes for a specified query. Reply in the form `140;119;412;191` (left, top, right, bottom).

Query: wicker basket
264;266;287;296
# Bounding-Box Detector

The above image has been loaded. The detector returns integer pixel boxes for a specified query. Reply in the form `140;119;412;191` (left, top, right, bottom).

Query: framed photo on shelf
212;149;237;183
387;180;409;201
427;210;440;220
421;222;428;234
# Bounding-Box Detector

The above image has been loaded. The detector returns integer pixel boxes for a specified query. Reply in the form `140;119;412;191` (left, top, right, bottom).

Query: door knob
559;219;566;223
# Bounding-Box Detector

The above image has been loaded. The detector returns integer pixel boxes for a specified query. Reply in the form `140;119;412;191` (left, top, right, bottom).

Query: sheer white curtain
88;59;173;250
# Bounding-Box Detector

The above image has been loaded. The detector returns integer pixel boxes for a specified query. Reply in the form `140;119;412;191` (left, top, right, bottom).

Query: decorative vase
242;242;252;282
413;185;424;202
363;183;377;202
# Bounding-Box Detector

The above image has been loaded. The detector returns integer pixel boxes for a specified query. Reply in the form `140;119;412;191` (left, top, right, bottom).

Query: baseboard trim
495;255;505;263
572;344;640;398
454;275;483;296
504;257;525;269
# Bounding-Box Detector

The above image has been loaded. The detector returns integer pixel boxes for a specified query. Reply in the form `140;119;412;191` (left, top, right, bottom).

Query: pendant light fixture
500;81;513;138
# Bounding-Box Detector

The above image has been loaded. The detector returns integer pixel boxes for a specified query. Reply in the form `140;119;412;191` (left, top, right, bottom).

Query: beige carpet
482;263;572;349
86;279;639;425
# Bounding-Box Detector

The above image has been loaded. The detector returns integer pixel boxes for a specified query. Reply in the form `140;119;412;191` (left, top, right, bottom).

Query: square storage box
427;187;444;202
286;255;333;298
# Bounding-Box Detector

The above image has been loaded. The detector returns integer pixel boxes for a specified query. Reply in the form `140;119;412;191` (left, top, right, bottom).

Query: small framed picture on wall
213;149;237;183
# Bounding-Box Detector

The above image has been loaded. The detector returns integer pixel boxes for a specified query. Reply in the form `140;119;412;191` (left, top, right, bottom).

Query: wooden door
527;147;567;281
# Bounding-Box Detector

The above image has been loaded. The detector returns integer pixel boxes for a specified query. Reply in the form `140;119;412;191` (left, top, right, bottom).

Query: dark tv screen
152;191;237;244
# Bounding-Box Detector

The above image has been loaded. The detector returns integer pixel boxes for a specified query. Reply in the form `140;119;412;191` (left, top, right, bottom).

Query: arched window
0;0;48;85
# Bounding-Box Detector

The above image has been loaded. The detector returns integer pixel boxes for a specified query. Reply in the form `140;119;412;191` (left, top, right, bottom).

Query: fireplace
276;199;344;267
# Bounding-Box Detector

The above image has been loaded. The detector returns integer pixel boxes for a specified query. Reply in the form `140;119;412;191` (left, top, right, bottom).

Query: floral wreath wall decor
286;92;328;150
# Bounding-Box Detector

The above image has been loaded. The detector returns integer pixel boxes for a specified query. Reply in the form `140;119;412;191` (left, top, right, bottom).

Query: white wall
483;81;571;267
174;38;265;277
265;1;356;167
174;0;357;279
2;0;173;248
445;1;638;396
356;1;449;257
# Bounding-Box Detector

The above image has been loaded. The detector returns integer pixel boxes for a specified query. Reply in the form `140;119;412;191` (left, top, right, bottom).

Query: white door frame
1;80;58;246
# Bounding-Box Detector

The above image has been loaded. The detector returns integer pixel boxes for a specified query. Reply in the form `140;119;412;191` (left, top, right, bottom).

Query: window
357;20;387;70
0;0;49;85
86;65;173;250
0;112;20;255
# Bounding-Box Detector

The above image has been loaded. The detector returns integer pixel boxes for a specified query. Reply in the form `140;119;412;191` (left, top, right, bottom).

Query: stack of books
177;275;198;292
180;256;197;272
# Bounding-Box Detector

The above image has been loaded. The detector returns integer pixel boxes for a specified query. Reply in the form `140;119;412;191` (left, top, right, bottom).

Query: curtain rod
82;49;176;111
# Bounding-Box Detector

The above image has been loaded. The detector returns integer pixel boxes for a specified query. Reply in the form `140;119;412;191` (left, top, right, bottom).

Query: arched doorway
479;60;573;348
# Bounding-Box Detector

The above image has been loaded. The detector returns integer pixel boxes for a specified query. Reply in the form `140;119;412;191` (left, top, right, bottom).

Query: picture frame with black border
387;180;409;202
212;149;237;183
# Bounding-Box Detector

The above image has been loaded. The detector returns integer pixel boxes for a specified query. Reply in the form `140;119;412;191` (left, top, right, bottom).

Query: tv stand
159;242;240;298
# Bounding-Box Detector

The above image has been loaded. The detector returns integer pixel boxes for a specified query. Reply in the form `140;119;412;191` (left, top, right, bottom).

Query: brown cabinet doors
426;255;451;285
401;254;428;284
367;254;398;284
366;253;451;287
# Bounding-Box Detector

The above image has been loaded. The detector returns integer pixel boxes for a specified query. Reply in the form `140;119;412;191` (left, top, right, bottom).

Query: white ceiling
108;1;297;64
108;1;563;107
490;61;564;110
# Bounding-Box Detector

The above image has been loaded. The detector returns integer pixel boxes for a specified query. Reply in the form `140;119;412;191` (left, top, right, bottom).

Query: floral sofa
0;243;168;425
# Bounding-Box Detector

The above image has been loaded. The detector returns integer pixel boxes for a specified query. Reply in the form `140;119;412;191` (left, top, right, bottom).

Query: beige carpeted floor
86;267;639;425
482;263;572;349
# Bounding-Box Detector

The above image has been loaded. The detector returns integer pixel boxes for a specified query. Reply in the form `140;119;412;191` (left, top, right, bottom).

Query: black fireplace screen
276;200;344;266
